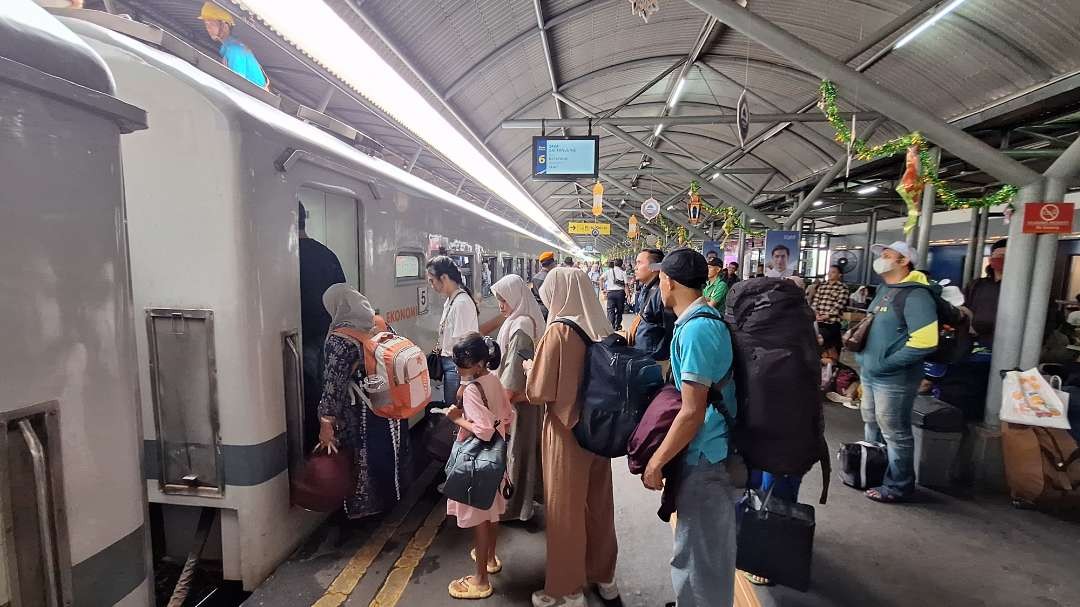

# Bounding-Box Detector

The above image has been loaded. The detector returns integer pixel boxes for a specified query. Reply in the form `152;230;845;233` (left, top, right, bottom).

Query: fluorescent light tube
812;200;823;207
857;185;880;195
894;0;968;48
237;0;567;242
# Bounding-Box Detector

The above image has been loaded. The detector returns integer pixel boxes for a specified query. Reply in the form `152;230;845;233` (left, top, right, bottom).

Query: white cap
870;241;918;263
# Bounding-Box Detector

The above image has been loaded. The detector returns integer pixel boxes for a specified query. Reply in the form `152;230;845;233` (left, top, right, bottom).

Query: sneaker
531;590;585;607
825;391;852;406
597;580;619;601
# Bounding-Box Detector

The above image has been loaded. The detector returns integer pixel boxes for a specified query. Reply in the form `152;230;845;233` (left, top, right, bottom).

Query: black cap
651;248;708;290
706;257;723;268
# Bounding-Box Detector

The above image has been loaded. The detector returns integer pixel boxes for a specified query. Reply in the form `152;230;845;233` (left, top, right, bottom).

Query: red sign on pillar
1022;202;1074;234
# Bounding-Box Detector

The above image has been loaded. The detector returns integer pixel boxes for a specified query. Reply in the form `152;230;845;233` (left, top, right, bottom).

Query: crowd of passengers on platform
296;186;1073;605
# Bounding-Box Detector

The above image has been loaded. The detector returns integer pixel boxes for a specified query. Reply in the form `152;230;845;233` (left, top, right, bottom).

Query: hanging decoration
628;0;659;22
817;80;1018;210
641;196;661;221
896;146;925;235
846;113;856;180
688;181;703;225
627;214;640;239
592;180;604;217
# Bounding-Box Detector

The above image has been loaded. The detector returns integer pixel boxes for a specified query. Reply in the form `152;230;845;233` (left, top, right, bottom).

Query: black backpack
724;278;830;504
555;319;665;458
894;282;973;364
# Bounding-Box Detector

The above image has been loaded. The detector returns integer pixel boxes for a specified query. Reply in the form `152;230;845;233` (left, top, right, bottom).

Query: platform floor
245;406;1080;607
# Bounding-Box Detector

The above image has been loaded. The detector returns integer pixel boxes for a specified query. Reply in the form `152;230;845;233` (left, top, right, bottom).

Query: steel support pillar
1019;135;1080;366
783;117;886;229
685;0;1043;188
972;207;991;284
735;214;747;277
984;180;1045;426
502;112;877;129
862;210;878;285
961;209;982;289
914;148;940;267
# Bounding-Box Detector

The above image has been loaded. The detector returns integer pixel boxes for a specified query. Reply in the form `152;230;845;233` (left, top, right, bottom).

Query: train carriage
0;2;150;606
60;12;551;591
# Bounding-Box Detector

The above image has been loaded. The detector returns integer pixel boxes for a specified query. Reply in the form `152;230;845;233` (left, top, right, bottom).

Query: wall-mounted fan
831;250;860;276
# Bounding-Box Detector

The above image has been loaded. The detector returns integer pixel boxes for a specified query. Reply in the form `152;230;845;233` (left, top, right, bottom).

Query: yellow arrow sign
568;221;611;235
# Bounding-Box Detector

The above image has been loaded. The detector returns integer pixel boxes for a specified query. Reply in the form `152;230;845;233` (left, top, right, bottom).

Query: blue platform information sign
532;136;599;181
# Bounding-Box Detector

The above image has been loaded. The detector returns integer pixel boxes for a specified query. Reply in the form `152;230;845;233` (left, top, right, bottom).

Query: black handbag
736;485;816;592
439;382;509;509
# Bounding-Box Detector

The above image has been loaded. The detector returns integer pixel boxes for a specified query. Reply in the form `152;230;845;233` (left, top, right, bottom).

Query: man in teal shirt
199;2;269;89
640;248;737;607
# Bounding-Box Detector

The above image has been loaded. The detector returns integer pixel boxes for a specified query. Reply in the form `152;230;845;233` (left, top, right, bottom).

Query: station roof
82;0;1080;247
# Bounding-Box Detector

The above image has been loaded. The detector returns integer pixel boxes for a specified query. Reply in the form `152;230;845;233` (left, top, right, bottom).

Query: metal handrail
18;419;59;607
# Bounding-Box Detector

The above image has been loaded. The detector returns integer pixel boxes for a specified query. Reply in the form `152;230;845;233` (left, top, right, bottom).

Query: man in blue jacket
199;2;269;89
858;241;938;503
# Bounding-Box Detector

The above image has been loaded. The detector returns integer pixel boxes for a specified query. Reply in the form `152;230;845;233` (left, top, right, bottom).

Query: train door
502;255;513;278
298;187;362;290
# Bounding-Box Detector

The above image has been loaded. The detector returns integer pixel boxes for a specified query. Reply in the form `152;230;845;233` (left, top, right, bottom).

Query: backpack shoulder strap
553;318;593;345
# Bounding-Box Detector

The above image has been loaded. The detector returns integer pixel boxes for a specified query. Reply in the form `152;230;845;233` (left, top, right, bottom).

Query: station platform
245;406;1080;607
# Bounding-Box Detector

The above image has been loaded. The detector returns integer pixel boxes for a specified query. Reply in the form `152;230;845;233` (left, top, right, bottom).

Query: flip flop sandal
470;548;503;574
449;576;493;600
865;487;905;503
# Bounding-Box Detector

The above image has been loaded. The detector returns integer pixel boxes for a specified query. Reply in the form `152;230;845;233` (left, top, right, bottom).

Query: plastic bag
999;369;1072;429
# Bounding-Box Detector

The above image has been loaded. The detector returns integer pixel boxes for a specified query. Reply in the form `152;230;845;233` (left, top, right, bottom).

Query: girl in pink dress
445;333;515;600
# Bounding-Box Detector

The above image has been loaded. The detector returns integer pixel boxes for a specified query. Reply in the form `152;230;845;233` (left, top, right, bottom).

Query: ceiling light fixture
711;172;720;179
236;0;568;244
857;185;880;195
894;0;968;48
812;200;824;207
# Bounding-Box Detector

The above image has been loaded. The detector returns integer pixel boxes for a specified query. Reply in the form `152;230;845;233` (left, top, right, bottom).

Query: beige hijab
490;274;545;352
539;267;613;341
322;283;375;332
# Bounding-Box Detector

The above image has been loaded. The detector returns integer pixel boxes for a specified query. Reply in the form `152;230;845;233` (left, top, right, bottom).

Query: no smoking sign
1022;202;1074;234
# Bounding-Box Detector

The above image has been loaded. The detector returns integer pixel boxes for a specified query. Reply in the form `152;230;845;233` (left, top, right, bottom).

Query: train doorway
298;187;362;291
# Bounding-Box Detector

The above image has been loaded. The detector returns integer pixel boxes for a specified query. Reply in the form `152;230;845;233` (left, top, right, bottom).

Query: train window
395;253;423;281
0;403;71;607
146;309;224;498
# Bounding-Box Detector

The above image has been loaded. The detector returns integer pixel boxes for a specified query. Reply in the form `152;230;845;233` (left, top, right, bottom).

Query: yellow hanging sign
592;181;605;216
628;215;639;239
568;221;611;235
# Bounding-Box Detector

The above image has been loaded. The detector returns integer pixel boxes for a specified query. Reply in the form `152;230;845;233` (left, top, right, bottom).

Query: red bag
627;385;682;475
291;450;352;512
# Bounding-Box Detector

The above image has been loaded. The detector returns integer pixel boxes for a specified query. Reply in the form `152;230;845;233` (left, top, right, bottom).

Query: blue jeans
671;457;736;607
440;356;461;406
860;373;920;496
748;469;802;502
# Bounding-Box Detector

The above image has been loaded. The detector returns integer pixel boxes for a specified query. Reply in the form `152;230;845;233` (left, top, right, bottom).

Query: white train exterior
61;12;552;591
1;2;150;606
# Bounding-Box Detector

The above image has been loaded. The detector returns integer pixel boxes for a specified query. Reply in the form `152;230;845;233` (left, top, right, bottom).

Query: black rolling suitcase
736;487;816;591
837;441;887;489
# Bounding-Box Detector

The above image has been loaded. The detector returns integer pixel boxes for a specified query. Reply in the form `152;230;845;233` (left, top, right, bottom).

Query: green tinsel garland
818;81;1018;210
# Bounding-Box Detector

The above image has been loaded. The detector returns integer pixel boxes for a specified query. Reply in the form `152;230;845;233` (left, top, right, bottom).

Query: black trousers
606;290;626;330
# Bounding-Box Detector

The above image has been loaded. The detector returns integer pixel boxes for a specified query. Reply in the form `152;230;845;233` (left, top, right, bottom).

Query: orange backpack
333;321;431;420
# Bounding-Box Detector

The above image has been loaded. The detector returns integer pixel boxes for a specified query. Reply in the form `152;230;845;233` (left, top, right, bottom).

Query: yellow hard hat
538;251;555;263
199;2;235;25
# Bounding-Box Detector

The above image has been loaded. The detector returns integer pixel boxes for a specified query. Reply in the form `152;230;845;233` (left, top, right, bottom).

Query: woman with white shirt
427;256;480;406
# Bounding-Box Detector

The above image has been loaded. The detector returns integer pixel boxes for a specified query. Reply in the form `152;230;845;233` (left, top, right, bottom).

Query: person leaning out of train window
490;274;546;523
963;238;1006;347
428;256;480;406
317;285;411;519
198;2;270;90
524;267;620;607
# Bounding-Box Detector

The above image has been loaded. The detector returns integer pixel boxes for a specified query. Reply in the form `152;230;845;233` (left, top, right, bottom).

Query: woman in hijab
490;274;546;522
317;284;411;519
525;268;620;607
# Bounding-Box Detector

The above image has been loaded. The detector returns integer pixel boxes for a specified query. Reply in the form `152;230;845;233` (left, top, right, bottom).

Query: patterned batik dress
319;331;411;518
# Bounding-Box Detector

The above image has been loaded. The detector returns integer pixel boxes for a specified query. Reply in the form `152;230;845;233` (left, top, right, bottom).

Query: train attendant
317;285;411;518
526;268;619;607
490;275;546;522
444;334;515;600
427;256;480;406
198;2;269;89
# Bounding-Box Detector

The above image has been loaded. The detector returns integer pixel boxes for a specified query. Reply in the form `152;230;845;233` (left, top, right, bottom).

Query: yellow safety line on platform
311;463;439;607
368;500;447;607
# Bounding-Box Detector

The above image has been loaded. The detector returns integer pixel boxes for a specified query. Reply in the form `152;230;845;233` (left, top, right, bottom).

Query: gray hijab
322;283;375;332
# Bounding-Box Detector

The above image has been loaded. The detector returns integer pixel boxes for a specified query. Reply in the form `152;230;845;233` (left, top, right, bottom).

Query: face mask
873;257;896;275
